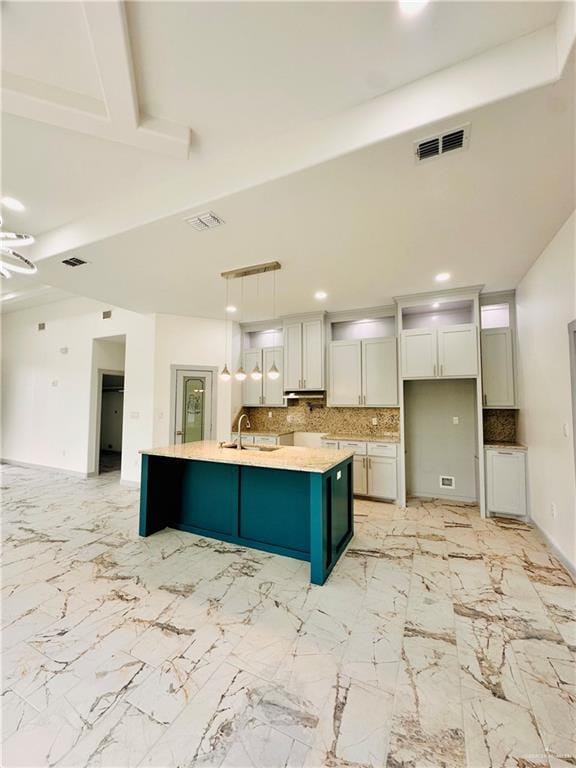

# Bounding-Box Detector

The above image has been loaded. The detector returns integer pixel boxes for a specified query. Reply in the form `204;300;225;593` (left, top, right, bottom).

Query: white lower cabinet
353;456;368;495
322;439;397;500
367;456;397;500
485;448;527;517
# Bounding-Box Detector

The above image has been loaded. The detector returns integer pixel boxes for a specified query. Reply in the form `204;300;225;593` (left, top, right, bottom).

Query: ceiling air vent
415;124;470;163
183;211;225;231
62;257;87;267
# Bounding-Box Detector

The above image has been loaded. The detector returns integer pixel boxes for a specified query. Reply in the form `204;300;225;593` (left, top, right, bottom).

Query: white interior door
174;370;214;444
362;337;398;406
329;340;362;405
438;324;478;377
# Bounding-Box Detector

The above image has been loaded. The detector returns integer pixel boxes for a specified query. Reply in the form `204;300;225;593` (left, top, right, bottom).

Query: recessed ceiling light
432;302;440;309
435;272;451;283
314;291;327;301
226;305;237;313
1;196;25;213
399;0;430;17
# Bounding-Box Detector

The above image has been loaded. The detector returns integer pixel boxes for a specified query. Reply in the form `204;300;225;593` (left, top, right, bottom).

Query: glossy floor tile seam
1;464;574;768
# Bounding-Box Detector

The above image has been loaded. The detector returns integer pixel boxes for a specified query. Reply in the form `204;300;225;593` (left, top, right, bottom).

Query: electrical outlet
371;417;378;426
453;416;459;425
551;502;557;519
268;411;272;418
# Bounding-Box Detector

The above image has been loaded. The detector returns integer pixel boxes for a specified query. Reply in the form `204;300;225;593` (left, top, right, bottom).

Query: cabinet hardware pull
434;364;437;377
303;379;306;388
358;395;361;404
483;393;487;406
498;451;514;455
362;458;366;468
440;364;443;376
368;458;372;469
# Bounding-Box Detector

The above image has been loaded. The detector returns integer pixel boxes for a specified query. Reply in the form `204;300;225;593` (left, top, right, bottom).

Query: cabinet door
438;324;478;377
486;450;526;517
353;456;368;495
481;328;515;407
329;341;362;405
283;323;302;389
302;318;324;389
362;337;398;406
262;347;284;406
367;456;397;500
243;349;262;406
401;329;437;378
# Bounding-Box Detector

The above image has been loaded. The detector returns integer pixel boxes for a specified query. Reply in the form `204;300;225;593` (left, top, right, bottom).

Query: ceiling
1;1;574;317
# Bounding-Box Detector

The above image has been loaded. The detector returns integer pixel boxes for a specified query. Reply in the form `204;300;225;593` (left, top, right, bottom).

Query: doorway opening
93;335;126;475
171;367;217;444
99;373;125;473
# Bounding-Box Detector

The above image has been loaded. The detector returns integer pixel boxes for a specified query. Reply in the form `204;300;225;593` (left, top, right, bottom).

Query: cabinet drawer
253;435;277;446
339;440;367;456
321;440;339;449
367;442;397;458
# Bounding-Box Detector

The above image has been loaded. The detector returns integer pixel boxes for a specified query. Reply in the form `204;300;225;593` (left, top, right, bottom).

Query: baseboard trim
407;492;478;505
120;479;140;488
530;518;576;580
1;458;88;478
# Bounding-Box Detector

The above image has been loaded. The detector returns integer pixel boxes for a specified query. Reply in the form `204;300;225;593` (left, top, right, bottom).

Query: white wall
405;379;478;502
516;211;576;569
1;298;239;484
1;297;155;483
152;314;237;445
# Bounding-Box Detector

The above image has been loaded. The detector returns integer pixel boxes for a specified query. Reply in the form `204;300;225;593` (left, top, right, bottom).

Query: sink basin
221;443;280;452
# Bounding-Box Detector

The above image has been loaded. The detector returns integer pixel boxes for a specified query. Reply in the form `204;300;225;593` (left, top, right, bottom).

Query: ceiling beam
1;0;191;159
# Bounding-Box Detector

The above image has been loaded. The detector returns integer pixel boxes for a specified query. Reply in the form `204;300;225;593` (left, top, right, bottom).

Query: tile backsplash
483;409;517;443
233;399;400;438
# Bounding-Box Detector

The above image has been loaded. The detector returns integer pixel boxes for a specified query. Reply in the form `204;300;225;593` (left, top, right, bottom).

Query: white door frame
170;366;218;443
95;369;125;474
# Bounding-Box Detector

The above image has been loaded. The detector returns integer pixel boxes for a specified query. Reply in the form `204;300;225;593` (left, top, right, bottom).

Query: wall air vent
183;211;225;231
102;310;112;319
415;124;470;163
38;322;45;331
439;475;455;489
62;257;87;267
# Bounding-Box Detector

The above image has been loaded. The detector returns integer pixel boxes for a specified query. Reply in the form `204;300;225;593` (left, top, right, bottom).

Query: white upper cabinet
243;349;263;406
283;316;325;390
328;337;398;406
401;329;437;379
401;324;478;379
362;337;398;406
283;322;303;390
262;347;284;406
302;318;324;389
481;328;515;407
437;324;478;377
243;347;284;406
329;341;362;405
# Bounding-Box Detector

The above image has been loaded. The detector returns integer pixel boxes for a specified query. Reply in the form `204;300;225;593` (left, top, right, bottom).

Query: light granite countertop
484;443;527;452
323;433;401;443
239;429;295;437
141;440;354;473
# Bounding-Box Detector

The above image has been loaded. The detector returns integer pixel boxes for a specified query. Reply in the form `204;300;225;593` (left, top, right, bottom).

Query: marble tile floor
1;464;575;768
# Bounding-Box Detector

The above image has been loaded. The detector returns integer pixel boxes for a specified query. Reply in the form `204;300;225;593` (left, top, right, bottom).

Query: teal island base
139;453;354;585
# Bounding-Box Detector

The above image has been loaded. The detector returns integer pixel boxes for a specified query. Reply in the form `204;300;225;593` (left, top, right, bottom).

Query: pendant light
219;276;232;381
267;269;280;379
250;363;262;381
234;277;247;381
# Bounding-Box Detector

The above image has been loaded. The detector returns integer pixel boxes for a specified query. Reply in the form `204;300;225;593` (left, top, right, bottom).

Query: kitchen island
139;441;355;585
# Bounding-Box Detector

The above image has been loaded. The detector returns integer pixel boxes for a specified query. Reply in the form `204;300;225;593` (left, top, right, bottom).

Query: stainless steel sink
220;443;280;452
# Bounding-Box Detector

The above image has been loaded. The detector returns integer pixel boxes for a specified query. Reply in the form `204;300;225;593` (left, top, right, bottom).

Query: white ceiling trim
1;1;191;159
